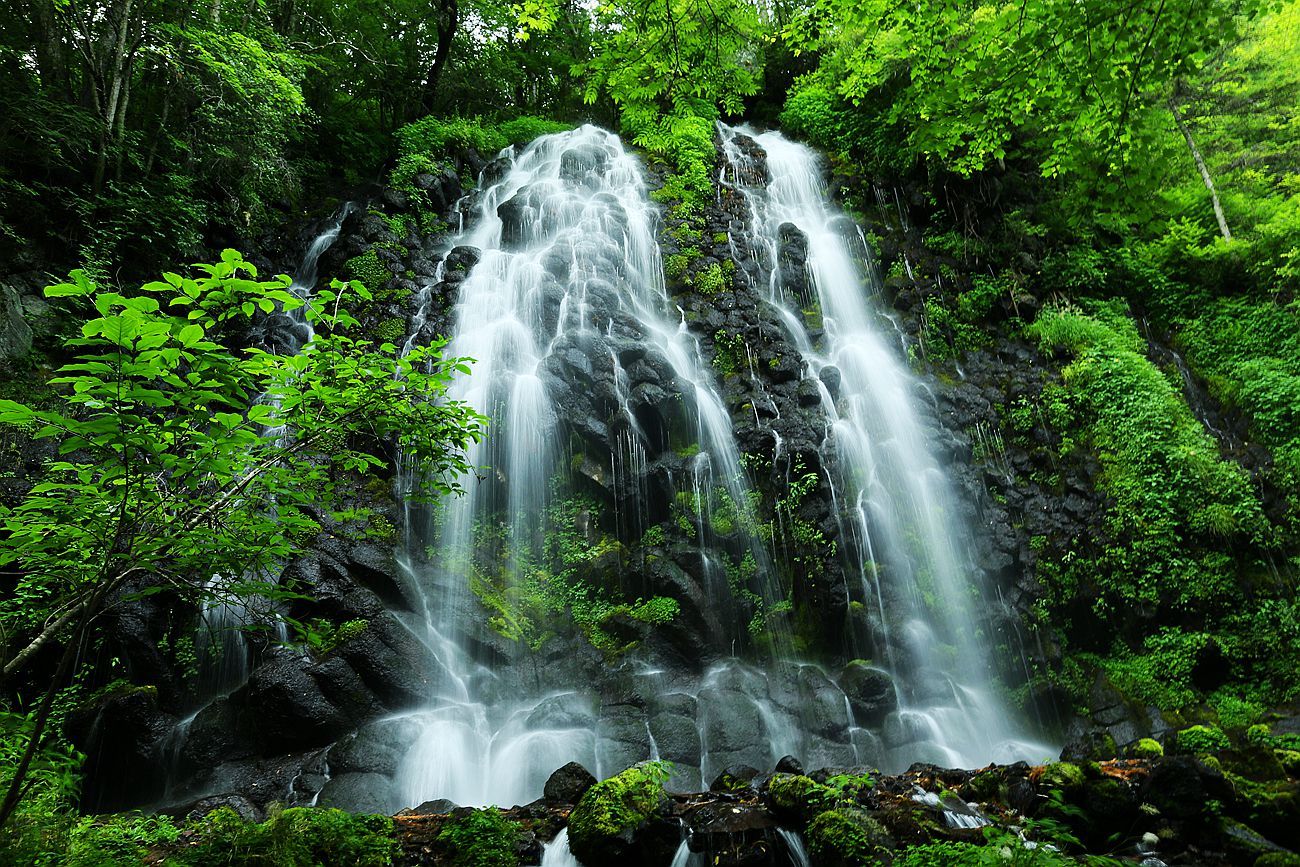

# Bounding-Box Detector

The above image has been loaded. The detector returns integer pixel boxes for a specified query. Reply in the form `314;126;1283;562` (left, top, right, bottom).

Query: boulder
543;761;598;804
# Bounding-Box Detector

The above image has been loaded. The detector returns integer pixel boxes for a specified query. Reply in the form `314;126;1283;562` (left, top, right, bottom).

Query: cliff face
61;127;1292;832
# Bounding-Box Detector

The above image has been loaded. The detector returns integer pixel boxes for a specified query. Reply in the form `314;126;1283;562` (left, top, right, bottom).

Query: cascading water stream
394;125;786;808
195;201;356;690
164;204;355;795
718;125;1051;769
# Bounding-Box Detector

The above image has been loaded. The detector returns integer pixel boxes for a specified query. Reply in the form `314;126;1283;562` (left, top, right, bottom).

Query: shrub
180;806;396;866
436;809;521;867
1175;725;1231;755
806;807;891;865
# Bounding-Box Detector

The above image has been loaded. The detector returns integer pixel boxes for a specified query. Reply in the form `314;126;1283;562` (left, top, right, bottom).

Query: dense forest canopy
1;0;1299;862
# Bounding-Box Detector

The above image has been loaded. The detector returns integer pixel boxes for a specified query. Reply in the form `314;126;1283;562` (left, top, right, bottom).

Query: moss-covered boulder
1175;725;1231;755
1038;761;1085;792
568;762;671;864
964;769;1006;803
764;773;834;823
805;807;893;866
1131;737;1164;759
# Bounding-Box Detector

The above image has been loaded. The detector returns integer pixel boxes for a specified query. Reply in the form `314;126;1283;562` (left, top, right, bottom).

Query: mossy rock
805;807;892;867
1226;773;1300;848
765;773;833;822
374;317;407;345
1039;762;1085;791
1082;777;1135;824
175;806;396;866
964;769;1005;803
1226;745;1290;782
1131;737;1164;759
1223;817;1299;865
1256;853;1300;866
1175;725;1231;755
568;762;671;863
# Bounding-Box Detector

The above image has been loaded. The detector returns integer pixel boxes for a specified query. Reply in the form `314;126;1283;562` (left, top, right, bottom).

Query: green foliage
1028;300;1265;615
922;295;992;361
1174;298;1300;492
0;713;82;865
1175;724;1231;754
347;250;392;291
396;116;572;159
0;254;485;823
180;806;395;866
0;255;483;642
696;263;728;295
1092;629;1217;711
806;807;890;865
63;814;180;867
568;762;670;858
712;331;747;377
781;0;1261;181
468;493;679;654
297;618;369;657
642;114;718;222
1212;692;1267;730
10;805;394;867
570;0;765;121
627;596;680;625
435;809;521;867
376;318;410;346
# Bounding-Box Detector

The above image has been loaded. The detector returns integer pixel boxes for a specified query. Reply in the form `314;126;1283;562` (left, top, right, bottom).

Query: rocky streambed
137;745;1298;866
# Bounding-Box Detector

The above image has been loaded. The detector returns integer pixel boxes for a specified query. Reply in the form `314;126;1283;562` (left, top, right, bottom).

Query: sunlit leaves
786;0;1264;177
0;251;485;658
577;0;768;120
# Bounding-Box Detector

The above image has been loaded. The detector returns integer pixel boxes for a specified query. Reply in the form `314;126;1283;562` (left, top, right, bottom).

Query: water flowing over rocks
76;122;1216;829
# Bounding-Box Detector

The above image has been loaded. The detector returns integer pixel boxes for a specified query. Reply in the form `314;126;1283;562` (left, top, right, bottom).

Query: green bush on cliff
436;809;521;867
396;115;570;158
346;249;391;290
568;762;670;858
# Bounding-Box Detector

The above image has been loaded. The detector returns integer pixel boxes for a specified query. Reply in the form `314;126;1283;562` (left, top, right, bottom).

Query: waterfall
718;125;1050;769
776;828;811;867
383;122;1048;813
195;201;355;691
160;204;356;796
540;829;582;867
394;125;788;808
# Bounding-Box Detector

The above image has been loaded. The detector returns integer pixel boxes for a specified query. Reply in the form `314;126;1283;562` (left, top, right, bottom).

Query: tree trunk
421;0;458;114
93;0;136;194
0;595;97;830
1169;94;1232;243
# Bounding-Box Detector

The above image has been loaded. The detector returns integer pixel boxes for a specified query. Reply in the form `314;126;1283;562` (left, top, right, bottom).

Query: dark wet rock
181;793;265;824
1141;756;1227;820
241;656;355;750
315;771;395;815
837;661;898;725
399;798;459;816
776;222;810;301
775;755;805;775
67;682;172;811
328;716;422;777
560;145;609;184
543;762;598;804
710;764;763;793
